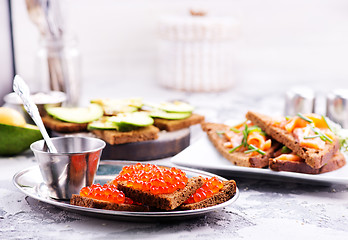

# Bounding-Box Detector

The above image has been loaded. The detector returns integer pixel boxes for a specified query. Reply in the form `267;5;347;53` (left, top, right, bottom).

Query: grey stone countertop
1;81;348;240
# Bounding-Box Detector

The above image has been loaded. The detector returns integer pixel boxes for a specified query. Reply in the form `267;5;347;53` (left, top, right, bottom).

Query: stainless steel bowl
3;91;66;121
30;136;106;200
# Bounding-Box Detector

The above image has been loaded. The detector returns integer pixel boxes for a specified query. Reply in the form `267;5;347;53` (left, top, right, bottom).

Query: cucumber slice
88;121;139;132
91;98;143;114
103;105;138;115
149;110;191;120
87;117;141;132
88;120;116;130
109;112;154;127
114;122;140;132
46;104;103;123
146;101;194;113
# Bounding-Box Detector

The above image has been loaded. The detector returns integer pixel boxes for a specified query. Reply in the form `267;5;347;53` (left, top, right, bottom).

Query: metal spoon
13;75;58;153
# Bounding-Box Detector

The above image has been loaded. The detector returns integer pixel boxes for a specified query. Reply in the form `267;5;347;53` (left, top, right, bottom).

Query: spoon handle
13;75;58;153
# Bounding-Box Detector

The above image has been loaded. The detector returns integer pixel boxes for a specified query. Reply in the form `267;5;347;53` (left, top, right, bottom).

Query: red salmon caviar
184;177;223;204
109;163;188;195
79;183;126;204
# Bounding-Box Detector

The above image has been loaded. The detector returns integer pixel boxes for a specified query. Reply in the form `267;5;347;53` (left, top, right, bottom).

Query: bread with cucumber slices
42;104;104;133
91;125;159;145
246;111;340;169
42;114;89;133
88;112;159;144
147;101;204;131
153;113;205;132
201;122;280;168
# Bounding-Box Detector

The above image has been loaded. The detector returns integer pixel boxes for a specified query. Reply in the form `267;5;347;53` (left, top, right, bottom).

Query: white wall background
10;0;348;100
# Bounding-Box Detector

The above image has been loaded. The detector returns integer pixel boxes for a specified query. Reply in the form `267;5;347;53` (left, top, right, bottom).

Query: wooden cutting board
51;128;190;160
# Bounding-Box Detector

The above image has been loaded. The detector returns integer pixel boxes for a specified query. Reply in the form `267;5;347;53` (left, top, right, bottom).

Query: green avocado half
0;123;42;156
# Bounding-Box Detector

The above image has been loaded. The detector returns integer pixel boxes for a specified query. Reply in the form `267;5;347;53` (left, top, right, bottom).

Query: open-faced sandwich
201;121;280;168
88;112;159;145
88;99;204;145
43;98;204;146
202;111;346;174
42;104;103;133
147;101;205;132
70;163;237;212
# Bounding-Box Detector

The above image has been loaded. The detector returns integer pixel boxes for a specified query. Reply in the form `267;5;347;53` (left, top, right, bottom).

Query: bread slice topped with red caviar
112;164;204;210
70;163;236;212
201;122;280;168
70;183;150;212
246;111;340;169
180;178;237;210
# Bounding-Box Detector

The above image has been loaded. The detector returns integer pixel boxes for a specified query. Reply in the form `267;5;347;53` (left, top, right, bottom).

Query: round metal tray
13;161;239;222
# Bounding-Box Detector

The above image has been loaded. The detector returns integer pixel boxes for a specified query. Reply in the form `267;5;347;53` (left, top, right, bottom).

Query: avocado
149;110;191;120
0;123;42;155
46;104;103;123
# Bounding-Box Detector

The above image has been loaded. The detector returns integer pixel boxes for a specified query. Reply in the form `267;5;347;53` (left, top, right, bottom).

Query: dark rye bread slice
246;111;340;169
270;151;346;174
153;113;205;132
42;114;88;133
180;180;237;210
91;125;159;145
70;194;150;212
117;176;205;210
201;122;280;168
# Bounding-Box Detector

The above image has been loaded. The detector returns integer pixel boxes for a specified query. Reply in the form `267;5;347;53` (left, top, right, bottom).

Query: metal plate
13;161;239;222
172;135;348;186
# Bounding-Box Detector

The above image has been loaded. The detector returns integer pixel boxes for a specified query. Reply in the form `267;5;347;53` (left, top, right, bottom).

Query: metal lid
326;89;348;128
285;87;315;116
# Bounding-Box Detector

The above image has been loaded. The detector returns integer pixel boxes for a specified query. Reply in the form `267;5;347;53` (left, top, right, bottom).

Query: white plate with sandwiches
13;161;239;222
171;135;348;185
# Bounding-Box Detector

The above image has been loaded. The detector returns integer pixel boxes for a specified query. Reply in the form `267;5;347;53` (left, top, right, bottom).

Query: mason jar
36;36;81;106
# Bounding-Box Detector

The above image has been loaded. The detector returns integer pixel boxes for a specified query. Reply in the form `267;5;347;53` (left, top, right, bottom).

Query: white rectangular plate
171;135;348;185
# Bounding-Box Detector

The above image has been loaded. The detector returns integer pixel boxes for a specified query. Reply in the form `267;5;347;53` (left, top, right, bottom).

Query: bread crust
42;115;88;133
180;180;237;210
154;113;205;132
91;125;159;145
117;177;205;210
246;111;340;169
70;194;150;212
201;122;280;168
270;152;346;174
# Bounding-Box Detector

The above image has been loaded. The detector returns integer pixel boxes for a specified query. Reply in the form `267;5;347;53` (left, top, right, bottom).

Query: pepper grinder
285;87;316;116
326;89;348;128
